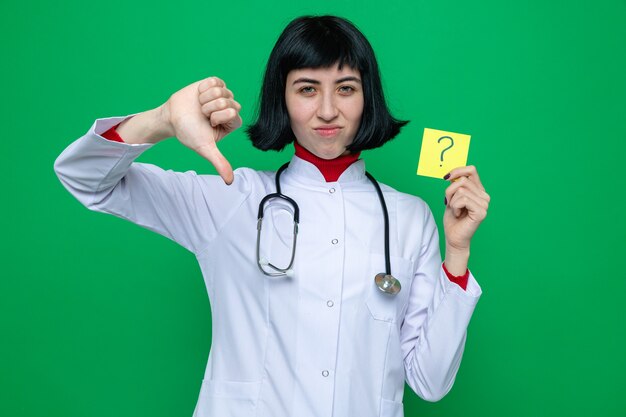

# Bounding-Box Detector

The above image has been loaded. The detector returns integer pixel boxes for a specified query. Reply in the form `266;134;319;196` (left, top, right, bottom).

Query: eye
299;86;316;95
338;85;356;94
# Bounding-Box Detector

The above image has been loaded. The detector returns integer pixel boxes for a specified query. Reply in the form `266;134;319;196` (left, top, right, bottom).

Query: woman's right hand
159;76;242;185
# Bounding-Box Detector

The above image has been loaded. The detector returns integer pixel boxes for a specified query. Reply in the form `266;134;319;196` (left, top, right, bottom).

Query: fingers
444;165;491;209
198;85;235;103
197;77;242;129
198;76;234;103
201;99;242;125
195;76;240;184
165;76;240;185
445;165;485;191
444;167;490;222
446;184;488;220
210;109;243;130
198;76;226;91
444;175;490;209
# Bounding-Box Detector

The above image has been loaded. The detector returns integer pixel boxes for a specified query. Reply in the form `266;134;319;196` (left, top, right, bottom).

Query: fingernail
443;173;451;180
444;197;448;205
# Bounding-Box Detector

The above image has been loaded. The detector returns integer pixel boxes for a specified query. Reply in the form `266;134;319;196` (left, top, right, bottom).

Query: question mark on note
416;128;471;179
437;136;454;167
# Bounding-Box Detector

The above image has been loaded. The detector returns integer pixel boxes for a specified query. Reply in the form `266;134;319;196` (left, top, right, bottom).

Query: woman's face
285;64;364;159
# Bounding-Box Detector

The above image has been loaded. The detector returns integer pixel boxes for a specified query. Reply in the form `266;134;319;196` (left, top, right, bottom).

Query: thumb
195;142;234;185
173;112;235;185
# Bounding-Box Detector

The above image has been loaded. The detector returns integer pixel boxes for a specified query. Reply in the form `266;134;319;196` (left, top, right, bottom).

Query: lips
314;126;342;137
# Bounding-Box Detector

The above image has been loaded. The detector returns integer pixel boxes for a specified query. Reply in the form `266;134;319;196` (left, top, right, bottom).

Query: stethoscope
256;162;401;296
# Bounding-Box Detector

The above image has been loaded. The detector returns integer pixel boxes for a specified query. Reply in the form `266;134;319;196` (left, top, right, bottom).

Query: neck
293;142;361;182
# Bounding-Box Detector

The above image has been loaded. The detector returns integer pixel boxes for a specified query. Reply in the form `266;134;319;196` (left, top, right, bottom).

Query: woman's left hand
443;165;490;252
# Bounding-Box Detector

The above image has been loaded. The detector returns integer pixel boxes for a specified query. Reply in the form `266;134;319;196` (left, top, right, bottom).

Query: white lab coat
54;116;482;417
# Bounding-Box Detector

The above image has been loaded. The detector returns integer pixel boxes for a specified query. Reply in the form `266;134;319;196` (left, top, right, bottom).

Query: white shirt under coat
54;116;482;417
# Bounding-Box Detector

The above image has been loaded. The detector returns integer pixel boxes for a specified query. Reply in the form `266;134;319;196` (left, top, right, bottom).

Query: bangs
282;27;360;71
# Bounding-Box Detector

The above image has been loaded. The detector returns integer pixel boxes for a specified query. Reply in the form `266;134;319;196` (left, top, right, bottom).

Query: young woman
55;15;489;417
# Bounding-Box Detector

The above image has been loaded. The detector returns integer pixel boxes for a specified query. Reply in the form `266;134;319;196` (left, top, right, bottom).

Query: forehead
286;65;361;82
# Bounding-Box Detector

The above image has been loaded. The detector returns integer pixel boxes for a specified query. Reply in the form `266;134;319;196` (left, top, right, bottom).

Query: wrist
444;245;470;276
445;243;470;257
155;103;175;139
117;106;173;144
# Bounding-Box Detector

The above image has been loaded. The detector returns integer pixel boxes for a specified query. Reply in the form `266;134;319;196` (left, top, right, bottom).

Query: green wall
2;0;625;416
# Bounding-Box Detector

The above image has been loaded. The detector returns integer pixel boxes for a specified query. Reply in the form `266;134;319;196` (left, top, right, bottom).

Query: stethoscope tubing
365;171;391;276
256;161;396;293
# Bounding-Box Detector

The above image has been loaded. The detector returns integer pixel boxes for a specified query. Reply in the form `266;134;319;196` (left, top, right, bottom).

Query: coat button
329;188;335;194
322;370;329;377
327;300;334;307
331;239;338;245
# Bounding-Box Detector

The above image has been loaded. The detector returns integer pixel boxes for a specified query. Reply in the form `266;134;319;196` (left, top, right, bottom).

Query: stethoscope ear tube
257;192;300;224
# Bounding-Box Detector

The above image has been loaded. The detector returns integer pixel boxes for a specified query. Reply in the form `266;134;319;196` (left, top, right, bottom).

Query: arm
400;165;490;401
400;205;482;402
54;77;247;254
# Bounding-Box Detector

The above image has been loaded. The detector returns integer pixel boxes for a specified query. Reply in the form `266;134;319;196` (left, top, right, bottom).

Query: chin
317;150;345;160
314;145;351;160
298;140;350;160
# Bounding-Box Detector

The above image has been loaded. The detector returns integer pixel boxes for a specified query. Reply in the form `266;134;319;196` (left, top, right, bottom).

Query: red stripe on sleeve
442;262;469;291
101;123;125;143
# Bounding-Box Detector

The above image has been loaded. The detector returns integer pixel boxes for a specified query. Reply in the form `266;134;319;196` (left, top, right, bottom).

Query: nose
316;93;339;121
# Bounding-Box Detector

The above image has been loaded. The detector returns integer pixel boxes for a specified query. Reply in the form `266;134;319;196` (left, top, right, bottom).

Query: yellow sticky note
416;128;471;179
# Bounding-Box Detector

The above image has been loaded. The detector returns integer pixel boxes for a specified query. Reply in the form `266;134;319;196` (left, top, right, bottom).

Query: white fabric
54;116;482;417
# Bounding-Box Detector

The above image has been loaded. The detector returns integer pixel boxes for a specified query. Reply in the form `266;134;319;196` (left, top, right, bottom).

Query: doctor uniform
54;115;482;417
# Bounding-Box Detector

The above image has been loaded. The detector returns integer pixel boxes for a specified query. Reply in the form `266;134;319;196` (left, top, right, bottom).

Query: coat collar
283;154;367;185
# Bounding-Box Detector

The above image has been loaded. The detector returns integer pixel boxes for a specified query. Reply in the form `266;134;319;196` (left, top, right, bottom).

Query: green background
2;0;625;416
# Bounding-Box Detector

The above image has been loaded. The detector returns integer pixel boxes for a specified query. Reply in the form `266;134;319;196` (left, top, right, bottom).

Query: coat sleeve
53;115;251;255
399;200;482;402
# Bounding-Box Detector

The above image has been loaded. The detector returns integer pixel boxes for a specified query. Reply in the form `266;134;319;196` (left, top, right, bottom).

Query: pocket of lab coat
365;254;413;323
380;397;404;417
194;379;261;417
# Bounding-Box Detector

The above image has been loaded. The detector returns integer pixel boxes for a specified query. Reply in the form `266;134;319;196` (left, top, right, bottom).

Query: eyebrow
291;76;362;85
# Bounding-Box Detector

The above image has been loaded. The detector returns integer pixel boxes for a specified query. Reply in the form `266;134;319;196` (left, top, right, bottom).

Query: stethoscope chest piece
375;273;401;295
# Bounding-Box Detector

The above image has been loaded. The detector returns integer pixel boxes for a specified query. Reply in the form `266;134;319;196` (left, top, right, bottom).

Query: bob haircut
246;15;408;152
